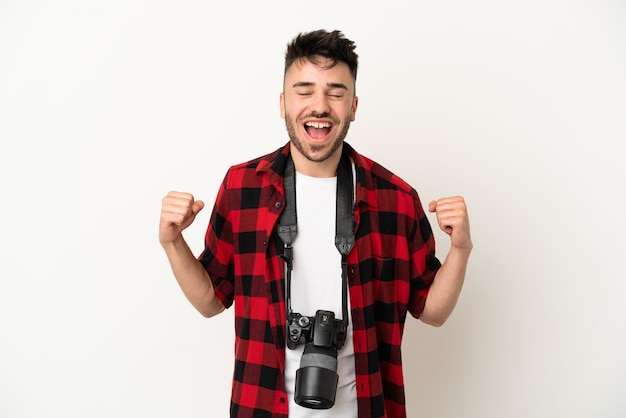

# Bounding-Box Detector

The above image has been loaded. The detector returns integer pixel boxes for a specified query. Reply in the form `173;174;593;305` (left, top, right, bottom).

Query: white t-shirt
284;171;357;418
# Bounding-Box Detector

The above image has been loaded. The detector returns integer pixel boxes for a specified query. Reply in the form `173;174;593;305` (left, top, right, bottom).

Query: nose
310;91;331;117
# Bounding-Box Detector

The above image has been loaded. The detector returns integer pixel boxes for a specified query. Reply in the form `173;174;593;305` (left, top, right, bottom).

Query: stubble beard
285;113;352;163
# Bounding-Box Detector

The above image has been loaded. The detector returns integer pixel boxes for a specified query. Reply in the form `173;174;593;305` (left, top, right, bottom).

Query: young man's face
280;56;358;177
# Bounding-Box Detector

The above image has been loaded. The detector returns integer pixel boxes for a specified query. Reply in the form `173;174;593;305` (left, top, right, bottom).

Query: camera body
287;310;346;350
287;310;347;409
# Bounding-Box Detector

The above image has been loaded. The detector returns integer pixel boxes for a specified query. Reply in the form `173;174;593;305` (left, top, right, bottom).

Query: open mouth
304;121;332;140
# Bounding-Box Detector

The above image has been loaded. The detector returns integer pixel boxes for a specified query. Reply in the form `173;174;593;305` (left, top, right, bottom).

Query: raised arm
159;191;225;318
419;196;472;327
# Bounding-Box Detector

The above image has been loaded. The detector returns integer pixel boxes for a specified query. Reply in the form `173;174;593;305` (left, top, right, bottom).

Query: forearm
420;245;471;327
161;237;225;318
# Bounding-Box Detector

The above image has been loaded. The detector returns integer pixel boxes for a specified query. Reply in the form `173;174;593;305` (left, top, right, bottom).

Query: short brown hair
284;29;358;80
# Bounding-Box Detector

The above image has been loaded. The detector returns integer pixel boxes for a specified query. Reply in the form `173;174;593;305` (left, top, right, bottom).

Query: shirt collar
255;141;377;209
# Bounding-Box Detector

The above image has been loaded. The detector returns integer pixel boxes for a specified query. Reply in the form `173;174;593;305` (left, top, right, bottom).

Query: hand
429;196;472;251
159;191;205;245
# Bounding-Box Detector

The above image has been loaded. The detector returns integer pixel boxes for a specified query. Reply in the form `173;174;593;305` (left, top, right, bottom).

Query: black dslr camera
287;310;347;409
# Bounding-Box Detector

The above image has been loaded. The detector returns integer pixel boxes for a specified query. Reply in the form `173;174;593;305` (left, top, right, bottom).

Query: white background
1;1;625;417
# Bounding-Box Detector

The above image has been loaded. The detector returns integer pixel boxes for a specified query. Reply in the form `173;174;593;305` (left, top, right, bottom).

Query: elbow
200;310;216;319
193;282;225;318
419;307;452;327
199;303;225;318
197;297;226;318
420;295;458;327
420;315;447;328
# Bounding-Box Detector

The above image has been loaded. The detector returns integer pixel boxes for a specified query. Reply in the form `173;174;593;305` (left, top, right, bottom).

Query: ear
280;92;286;119
350;96;358;122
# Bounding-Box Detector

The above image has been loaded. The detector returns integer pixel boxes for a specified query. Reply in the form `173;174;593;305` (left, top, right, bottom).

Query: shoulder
228;147;282;173
347;143;417;197
222;144;288;188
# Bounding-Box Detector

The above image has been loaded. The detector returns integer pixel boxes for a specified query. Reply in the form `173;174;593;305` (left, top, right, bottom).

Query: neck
290;146;342;178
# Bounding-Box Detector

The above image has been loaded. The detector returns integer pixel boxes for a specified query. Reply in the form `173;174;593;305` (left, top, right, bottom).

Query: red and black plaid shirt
199;142;441;418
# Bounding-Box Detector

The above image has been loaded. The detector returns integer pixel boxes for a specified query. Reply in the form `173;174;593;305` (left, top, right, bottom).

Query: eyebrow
292;82;349;90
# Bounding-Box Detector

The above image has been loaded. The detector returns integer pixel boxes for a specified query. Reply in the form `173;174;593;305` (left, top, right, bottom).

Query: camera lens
294;342;339;409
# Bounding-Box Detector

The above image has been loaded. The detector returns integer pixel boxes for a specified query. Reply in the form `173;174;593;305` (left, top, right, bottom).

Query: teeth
305;121;331;128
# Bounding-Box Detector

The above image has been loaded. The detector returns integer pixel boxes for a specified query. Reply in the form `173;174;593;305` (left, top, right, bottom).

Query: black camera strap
278;148;354;350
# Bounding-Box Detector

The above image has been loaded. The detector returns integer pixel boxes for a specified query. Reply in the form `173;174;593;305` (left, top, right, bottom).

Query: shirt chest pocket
369;254;413;309
372;255;396;282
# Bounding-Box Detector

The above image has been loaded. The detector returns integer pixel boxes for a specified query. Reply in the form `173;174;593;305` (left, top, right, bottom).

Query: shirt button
280;397;286;403
275;202;282;208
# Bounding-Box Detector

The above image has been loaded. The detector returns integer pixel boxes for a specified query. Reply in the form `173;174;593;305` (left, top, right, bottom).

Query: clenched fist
428;196;472;251
159;191;205;245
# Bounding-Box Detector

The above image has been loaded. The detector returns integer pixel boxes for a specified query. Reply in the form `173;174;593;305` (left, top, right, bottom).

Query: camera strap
278;147;354;349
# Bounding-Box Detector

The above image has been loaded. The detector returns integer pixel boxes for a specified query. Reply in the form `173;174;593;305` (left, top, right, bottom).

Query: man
159;29;472;418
